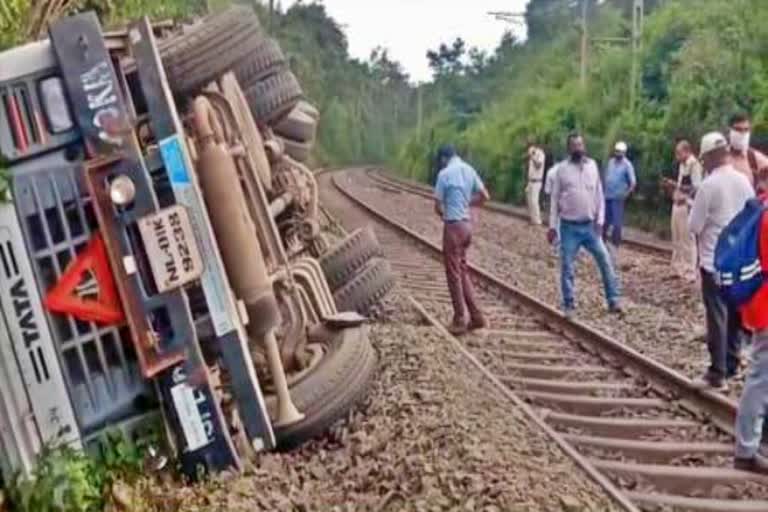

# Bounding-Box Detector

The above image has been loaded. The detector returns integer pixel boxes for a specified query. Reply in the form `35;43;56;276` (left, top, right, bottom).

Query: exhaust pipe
191;97;303;427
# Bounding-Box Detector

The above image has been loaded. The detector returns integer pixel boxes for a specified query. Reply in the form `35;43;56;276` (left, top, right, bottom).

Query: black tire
333;258;395;315
320;227;383;291
244;70;303;125
234;38;287;86
278;136;312;162
271;326;376;449
274;108;317;143
297;100;320;121
160;6;265;96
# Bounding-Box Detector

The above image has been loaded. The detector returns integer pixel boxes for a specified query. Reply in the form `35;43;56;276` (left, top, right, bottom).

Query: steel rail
364;168;673;257
326;169;768;511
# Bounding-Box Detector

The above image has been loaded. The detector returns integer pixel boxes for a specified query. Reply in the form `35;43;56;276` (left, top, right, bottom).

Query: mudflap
129;18;276;451
156;349;239;478
50;13;241;476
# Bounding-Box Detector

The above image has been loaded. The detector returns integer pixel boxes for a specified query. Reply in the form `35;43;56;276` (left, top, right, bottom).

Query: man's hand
547;228;558;245
595;223;604;236
470;187;490;207
434;200;443;218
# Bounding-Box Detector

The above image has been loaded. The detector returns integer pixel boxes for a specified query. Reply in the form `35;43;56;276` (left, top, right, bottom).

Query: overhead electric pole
268;0;275;33
629;0;644;111
580;0;589;88
487;10;525;26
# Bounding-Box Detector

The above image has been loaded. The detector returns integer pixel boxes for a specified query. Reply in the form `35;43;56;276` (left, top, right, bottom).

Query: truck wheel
234;38;286;86
333;258;395;315
274;107;317;143
160;5;265;96
278;137;312;163
271;326;376;450
320;227;383;291
297;100;320;121
244;70;303;125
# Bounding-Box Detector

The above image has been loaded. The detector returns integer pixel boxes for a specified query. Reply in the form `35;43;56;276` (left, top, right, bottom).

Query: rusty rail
328;169;768;512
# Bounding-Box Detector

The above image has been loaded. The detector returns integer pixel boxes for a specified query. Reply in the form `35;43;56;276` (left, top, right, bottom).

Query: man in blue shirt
603;141;637;253
434;145;490;335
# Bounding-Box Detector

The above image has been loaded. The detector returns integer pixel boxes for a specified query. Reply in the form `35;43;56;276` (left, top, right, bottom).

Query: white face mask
730;129;751;152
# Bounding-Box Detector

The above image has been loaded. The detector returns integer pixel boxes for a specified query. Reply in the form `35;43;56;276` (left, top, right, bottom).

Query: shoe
448;323;468;336
608;304;625;316
735;456;768;475
468;318;487;331
563;308;575;320
691;375;728;392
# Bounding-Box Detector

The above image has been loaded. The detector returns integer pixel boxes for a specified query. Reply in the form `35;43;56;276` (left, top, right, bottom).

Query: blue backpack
714;198;767;306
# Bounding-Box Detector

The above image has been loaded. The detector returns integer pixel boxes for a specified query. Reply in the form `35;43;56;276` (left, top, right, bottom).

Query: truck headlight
110;175;136;206
39;77;74;133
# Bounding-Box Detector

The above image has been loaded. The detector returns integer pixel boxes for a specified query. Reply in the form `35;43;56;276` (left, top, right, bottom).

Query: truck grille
0;201;80;479
13;164;153;435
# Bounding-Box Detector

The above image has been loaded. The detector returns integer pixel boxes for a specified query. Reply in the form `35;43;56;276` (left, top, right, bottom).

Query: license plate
138;205;203;293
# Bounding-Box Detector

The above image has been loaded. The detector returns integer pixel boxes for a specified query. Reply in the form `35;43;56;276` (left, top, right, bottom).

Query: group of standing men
432;115;768;473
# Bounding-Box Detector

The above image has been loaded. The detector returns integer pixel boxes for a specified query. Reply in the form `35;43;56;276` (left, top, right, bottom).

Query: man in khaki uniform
525;142;546;225
666;140;702;281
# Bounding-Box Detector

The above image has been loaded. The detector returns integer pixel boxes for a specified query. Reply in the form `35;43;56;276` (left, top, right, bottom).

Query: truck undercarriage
0;5;393;482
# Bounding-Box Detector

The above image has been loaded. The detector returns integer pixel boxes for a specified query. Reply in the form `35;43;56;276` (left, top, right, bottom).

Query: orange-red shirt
741;195;768;332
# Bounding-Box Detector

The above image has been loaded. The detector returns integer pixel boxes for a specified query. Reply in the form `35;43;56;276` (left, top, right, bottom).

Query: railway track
325;169;768;512
363;168;673;258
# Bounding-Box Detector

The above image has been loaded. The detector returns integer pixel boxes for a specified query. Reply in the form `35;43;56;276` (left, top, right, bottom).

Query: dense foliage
398;0;767;233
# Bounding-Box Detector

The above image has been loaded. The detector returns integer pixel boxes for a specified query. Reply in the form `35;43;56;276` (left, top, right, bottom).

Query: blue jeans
604;198;625;246
736;336;768;459
560;220;620;310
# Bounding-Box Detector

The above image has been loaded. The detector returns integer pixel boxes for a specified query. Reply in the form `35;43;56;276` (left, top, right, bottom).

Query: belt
444;219;468;225
560;218;593;225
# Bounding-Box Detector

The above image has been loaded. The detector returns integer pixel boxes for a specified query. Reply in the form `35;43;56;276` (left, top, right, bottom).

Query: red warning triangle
44;233;125;325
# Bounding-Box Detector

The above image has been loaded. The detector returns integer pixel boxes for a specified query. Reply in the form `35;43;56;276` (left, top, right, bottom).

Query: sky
281;0;530;83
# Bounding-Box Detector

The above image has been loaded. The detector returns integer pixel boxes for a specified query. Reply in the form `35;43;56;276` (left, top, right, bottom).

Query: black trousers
701;269;744;381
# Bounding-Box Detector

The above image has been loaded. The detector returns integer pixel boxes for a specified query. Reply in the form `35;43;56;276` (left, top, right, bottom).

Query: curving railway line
321;168;768;512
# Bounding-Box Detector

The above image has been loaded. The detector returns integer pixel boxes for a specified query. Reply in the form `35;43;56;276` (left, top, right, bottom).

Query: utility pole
580;0;589;88
487;11;525;27
629;0;644;111
268;0;275;33
417;86;423;140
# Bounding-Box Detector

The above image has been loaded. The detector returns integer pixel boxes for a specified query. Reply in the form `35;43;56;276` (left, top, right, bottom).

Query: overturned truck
0;6;394;480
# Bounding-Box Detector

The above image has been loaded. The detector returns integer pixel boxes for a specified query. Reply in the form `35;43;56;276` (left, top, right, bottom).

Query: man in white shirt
689;132;755;391
548;133;621;318
525;142;546;225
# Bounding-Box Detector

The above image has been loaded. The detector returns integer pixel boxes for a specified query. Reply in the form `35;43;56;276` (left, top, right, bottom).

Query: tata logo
80;61;124;147
10;278;40;349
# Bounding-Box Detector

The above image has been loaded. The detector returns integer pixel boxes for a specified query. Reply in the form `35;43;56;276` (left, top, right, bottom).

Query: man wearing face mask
729;112;768;187
548;133;622;318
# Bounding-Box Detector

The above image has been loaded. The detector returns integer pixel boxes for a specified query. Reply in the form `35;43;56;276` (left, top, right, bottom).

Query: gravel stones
132;290;618;510
336;171;718;394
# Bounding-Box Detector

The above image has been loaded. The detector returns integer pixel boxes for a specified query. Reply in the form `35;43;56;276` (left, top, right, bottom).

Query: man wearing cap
434;145;489;335
525;141;546;225
602;141;636;260
689;132;755;391
548;133;622;318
